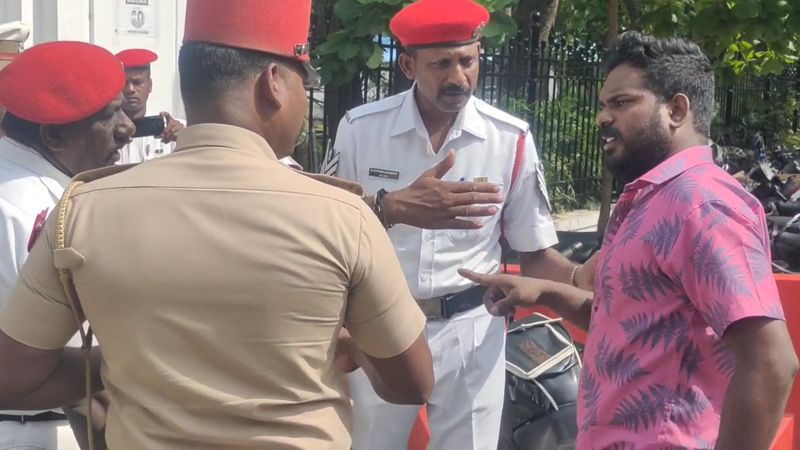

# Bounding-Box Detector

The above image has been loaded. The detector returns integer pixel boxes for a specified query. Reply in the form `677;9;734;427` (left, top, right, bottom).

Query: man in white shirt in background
116;48;184;164
0;40;134;450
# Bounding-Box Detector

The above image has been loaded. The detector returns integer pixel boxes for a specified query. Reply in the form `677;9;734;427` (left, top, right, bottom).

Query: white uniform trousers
348;305;506;450
0;419;80;450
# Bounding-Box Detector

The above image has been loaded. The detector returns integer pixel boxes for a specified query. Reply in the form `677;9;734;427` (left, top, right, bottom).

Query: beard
603;112;671;184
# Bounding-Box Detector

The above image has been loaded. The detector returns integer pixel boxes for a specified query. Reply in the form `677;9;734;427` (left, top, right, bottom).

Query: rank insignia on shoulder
473;176;489;182
27;208;48;252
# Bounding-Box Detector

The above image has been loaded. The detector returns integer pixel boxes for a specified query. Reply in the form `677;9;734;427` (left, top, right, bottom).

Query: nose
447;64;468;88
596;107;613;129
123;81;135;95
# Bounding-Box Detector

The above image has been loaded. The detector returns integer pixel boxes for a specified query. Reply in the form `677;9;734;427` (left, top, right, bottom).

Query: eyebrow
598;92;644;107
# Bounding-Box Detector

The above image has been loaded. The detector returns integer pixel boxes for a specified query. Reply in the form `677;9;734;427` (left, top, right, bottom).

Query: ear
399;53;416;82
667;93;691;129
40;124;67;153
257;62;284;110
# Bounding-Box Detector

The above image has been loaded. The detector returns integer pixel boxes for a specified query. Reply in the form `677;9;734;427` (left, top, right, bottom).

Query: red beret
0;41;124;125
184;0;312;62
116;48;158;69
390;0;490;48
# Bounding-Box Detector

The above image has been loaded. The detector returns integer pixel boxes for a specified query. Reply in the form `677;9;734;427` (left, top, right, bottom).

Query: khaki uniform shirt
0;123;425;449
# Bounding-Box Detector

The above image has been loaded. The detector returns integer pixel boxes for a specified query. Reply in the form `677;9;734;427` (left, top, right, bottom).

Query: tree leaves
366;43;385;69
313;0;521;87
483;11;518;48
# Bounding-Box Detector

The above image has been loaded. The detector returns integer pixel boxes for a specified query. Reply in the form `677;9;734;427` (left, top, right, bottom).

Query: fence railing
298;29;800;212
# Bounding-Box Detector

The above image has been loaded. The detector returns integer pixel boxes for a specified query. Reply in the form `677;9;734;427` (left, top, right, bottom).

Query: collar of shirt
389;86;487;141
623;145;714;195
174;123;278;161
0;137;71;188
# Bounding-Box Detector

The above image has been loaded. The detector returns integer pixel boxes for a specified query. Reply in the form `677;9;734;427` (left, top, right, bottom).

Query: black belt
416;285;488;320
0;411;67;423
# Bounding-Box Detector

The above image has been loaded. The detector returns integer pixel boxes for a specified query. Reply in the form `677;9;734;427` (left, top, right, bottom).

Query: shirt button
425;232;434;242
420;272;430;282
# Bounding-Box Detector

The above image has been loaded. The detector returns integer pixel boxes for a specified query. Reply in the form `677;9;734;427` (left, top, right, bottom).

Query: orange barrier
407;271;800;450
504;264;587;343
775;274;800;449
408;406;430;450
773;414;795;450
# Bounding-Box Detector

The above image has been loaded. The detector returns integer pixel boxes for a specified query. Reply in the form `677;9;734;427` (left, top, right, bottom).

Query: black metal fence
714;66;800;149
298;29;800;212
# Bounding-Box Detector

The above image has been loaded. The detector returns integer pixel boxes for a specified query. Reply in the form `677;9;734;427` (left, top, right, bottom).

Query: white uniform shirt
0;136;76;415
324;88;558;299
0;137;69;304
117;111;179;164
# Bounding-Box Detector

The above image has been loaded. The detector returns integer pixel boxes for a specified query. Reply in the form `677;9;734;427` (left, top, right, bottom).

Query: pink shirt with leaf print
577;145;785;450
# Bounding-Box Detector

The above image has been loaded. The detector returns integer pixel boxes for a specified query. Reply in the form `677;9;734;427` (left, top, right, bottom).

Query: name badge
369;168;400;180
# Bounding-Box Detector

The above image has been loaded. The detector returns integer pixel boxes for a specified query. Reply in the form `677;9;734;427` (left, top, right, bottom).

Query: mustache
599;126;623;144
440;85;470;96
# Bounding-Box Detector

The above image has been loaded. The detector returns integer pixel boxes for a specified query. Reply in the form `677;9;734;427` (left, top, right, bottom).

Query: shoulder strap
54;180;97;450
500;131;527;272
510;130;526;191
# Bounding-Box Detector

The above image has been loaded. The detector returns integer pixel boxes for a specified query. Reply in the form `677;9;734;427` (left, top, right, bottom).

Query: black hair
604;31;715;136
179;41;282;104
125;66;152;79
1;112;45;148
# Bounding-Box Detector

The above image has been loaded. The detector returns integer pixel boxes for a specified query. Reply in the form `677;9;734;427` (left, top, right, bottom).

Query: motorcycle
714;136;800;274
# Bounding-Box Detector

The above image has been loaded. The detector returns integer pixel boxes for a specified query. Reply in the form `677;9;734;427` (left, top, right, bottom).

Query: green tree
312;0;521;87
556;0;800;76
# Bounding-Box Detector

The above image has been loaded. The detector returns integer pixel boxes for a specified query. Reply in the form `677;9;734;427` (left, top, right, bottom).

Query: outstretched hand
459;269;553;316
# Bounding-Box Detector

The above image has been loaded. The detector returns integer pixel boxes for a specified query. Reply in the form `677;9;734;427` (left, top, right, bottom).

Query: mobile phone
132;115;166;138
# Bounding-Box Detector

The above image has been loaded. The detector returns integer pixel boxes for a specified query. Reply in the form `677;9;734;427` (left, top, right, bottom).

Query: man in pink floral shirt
462;32;798;449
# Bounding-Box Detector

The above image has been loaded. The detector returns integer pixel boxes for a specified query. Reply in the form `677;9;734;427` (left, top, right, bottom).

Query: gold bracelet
570;264;581;287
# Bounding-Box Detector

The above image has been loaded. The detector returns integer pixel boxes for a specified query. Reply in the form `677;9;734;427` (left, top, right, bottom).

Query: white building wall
0;0;186;118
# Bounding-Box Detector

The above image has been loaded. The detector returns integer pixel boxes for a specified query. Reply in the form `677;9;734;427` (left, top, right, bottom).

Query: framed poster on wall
116;0;156;37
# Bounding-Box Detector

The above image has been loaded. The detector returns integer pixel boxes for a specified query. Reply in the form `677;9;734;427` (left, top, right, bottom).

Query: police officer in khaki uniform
0;1;434;448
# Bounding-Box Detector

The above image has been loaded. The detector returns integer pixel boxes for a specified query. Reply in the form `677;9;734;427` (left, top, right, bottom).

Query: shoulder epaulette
345;94;406;123
72;163;139;184
473;98;529;133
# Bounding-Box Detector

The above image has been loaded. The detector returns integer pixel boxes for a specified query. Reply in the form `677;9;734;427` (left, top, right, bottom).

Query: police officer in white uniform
116;49;184;164
0;41;134;449
322;0;579;448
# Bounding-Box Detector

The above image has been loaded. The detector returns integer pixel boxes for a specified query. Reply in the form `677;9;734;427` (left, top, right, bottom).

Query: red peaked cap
390;0;490;48
116;48;158;69
183;0;312;62
0;41;124;125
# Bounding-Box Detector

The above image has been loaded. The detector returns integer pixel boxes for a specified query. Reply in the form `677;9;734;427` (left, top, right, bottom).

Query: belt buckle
439;292;457;319
418;297;445;321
